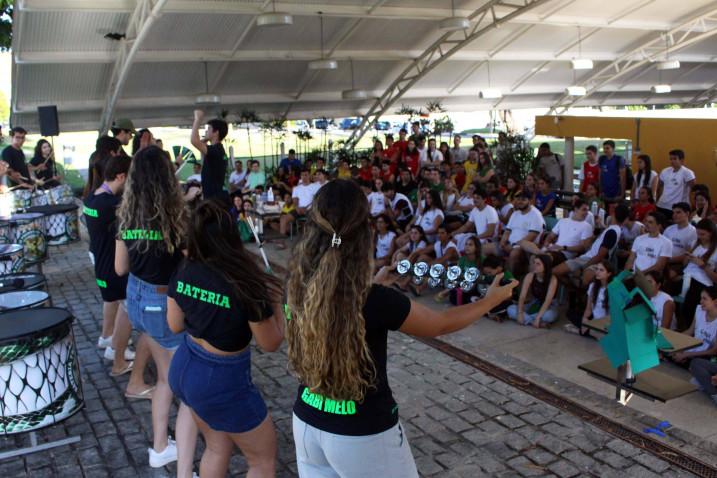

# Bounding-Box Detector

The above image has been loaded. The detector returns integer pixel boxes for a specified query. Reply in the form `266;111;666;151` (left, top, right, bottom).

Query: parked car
374;121;391;131
340;117;360;130
315;118;331;130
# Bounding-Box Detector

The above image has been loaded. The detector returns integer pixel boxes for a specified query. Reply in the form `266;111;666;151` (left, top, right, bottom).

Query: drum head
0;307;72;341
0;273;46;293
0;290;49;311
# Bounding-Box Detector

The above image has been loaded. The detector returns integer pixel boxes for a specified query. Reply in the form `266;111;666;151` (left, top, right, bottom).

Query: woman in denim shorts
115;145;195;473
167;200;284;477
285;180;518;477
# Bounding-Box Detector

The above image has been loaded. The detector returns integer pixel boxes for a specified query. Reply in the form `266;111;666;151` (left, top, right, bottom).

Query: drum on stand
11;190;32;212
48;185;74;206
0;213;49;264
0;308;84;440
0;273;48;294
0;290;50;312
0;244;25;275
30;190;49;208
26;205;80;246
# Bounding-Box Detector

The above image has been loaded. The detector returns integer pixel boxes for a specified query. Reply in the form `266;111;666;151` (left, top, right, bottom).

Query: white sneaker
97;335;113;349
690;377;704;391
103;346;136;361
148;438;177;468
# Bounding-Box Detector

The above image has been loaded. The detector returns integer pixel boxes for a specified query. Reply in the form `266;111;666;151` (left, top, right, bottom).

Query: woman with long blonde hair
286;179;517;477
114;145;196;476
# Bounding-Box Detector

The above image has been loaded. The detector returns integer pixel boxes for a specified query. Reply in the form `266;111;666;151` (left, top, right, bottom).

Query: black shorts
96;271;128;302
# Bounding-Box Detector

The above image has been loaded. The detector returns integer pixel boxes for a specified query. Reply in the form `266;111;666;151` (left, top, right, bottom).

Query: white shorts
293;414;419;478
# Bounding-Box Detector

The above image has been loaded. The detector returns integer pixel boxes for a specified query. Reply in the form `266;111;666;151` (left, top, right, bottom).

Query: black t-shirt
30;154;58;186
201;143;226;199
84;192;123;281
395;180;417;197
293;285;411;436
168;260;273;352
121;229;183;285
2;146;30;186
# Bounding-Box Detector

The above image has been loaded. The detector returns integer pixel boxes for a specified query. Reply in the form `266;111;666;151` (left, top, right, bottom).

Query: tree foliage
0;1;11;52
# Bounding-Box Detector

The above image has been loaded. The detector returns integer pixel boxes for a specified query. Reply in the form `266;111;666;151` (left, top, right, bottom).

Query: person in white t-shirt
397;189;444;246
499;191;545;274
625;211;672;273
656;149;696;216
450;189;499;253
679;218;717;330
279;169;315;238
645;271;676;330
665;202;697;258
373;214;397;272
564;260;614;336
554;204;630;316
382;182;414;230
664;202;698;293
672;286;717;365
228;160;247;193
521;199;593;264
450;135;468;164
366;180;387;218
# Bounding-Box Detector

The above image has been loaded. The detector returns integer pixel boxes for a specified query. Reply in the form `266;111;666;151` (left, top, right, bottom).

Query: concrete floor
251;233;717;446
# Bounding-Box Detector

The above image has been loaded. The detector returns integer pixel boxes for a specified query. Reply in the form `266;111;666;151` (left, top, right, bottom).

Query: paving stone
547;459;581;478
507;455;546;476
594;450;633;469
0;237;703;478
633;453;672;473
524;447;557;466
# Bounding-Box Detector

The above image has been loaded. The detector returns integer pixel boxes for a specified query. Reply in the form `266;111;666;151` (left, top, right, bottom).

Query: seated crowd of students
356;131;715;405
227;126;716;406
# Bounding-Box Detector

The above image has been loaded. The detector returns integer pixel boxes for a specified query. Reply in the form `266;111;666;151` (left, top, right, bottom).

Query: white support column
97;0;169;134
564;136;575;192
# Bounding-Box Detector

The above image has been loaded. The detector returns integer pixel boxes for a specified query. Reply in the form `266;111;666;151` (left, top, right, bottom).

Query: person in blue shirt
279;149;302;172
598;140;626;205
534;177;557;217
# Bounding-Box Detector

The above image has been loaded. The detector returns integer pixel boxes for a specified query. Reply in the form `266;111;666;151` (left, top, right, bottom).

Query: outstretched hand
484;273;518;304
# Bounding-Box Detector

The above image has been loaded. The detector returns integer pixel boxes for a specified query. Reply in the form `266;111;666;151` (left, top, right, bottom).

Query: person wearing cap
186;159;202;183
111;118;136;147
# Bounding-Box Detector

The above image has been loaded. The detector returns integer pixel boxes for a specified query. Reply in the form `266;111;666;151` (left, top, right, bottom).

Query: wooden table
579;358;697;402
583;318;703;353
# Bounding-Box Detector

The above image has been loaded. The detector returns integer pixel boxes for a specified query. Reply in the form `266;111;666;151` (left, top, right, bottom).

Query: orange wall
535;115;717;193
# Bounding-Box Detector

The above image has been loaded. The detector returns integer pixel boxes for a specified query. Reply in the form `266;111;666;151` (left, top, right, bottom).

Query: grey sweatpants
690;358;717;396
293;414;419;478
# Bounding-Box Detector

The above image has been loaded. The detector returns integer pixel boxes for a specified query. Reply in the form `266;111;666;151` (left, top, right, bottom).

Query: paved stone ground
0;238;701;477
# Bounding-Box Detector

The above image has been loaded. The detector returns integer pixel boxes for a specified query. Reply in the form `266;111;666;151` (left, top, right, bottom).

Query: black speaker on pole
37;106;60;136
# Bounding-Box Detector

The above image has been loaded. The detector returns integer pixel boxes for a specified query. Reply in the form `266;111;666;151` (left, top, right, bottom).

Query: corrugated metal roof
10;0;717;132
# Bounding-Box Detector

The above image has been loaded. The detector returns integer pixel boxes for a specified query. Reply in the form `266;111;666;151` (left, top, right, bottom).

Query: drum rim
0;307;73;341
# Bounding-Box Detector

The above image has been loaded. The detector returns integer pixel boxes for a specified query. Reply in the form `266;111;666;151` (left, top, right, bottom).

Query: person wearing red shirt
579;145;600;193
383;134;400;164
402;139;420;177
381;160;395;184
358;157;373;182
631;186;657;222
393;129;408;158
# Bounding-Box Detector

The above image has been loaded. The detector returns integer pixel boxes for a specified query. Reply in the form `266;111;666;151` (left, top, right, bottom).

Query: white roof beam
18;0;697;32
97;0;169;134
17;50;717;65
346;0;552;146
548;5;717;113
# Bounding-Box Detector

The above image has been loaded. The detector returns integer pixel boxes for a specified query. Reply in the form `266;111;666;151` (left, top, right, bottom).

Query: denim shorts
169;335;268;433
126;273;184;350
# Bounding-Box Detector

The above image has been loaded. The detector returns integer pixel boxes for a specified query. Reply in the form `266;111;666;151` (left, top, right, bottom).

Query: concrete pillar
564;136;575;192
